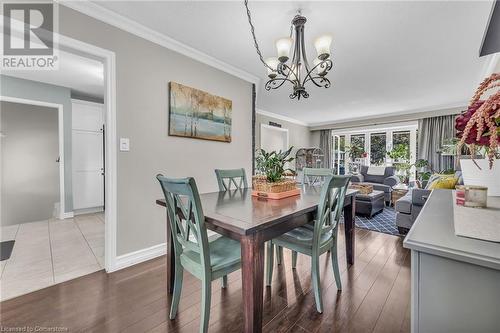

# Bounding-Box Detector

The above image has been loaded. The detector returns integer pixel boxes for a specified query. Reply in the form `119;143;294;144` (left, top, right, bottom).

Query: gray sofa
350;166;400;204
395;171;463;233
394;188;429;233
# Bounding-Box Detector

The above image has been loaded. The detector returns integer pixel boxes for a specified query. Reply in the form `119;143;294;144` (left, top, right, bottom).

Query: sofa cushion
367;166;386;175
427;174;458;189
395;192;412;214
360;165;396;184
364;174;385;183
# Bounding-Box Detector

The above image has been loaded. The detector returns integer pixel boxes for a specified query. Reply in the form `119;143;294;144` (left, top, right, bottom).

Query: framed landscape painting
169;82;232;142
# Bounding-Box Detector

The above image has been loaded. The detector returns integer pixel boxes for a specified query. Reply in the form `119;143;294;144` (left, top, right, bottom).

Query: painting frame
168;82;232;143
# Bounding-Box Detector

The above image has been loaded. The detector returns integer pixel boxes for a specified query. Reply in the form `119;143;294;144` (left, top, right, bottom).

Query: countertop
403;189;500;270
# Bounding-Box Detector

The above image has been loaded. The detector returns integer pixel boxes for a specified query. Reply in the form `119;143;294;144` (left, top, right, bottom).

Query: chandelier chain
243;0;274;71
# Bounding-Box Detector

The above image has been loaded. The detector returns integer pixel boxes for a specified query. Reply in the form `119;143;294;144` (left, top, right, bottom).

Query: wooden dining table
156;185;358;333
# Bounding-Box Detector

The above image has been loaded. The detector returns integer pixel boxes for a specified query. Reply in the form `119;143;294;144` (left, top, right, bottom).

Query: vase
459;159;500;196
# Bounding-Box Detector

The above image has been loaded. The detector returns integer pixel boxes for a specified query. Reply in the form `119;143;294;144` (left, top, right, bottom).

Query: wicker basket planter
349;183;373;195
252;176;300;199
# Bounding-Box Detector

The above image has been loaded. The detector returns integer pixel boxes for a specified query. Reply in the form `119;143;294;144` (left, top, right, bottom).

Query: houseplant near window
387;144;412;184
456;72;500;196
344;144;367;173
254;147;299;198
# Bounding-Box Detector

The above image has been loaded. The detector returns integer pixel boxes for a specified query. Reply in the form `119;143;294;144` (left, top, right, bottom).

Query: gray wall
255;113;311;166
59;6;253;255
0;75;73;213
1;102;59;225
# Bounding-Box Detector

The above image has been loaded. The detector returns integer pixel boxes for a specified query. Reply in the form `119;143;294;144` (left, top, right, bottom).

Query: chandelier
244;1;333;100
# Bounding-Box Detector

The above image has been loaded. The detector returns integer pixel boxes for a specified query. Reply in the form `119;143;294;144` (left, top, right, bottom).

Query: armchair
395;171;463;233
350;166;400;204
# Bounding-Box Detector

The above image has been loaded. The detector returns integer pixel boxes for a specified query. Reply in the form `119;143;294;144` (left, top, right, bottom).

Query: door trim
58;34;117;273
259;124;289;150
0;96;66;220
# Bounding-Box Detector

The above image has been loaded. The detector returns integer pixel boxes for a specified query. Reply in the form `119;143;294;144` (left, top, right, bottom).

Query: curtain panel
319;129;333;169
417;114;457;172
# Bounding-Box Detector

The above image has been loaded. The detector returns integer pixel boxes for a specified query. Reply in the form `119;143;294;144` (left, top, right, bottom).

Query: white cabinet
404;190;500;333
72;100;104;211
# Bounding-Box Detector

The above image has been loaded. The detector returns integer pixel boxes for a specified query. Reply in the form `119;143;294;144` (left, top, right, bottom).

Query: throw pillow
424;174;442;189
427;175;458;190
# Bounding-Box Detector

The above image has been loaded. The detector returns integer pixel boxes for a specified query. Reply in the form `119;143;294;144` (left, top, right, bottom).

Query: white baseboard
61;211;74;219
74;206;104;216
112;243;166;272
54;202;74;220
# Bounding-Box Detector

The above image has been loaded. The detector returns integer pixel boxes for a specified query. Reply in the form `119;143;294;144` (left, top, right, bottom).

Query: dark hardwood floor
0;226;410;332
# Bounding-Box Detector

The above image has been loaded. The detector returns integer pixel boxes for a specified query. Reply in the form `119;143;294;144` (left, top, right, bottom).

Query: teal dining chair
266;175;351;313
275;167;336;265
303;167;335;186
214;168;247;286
157;175;242;333
215;168;248;191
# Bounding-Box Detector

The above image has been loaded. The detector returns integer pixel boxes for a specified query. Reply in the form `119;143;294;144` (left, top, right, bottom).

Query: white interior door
72;100;104;211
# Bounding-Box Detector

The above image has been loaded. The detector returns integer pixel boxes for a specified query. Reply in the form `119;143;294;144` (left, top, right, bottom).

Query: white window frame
331;121;418;180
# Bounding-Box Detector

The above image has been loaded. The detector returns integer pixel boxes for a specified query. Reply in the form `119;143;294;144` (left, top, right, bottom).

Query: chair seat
273;223;333;254
182;235;241;272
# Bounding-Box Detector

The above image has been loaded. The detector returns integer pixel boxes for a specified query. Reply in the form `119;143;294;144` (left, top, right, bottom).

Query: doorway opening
0;39;115;300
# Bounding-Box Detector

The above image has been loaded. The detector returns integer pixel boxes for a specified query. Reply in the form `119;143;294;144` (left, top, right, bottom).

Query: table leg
344;196;356;265
241;234;265;333
166;215;175;294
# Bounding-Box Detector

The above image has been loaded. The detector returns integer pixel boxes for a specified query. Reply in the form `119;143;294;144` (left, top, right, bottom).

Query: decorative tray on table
252;176;300;200
349;183;373;194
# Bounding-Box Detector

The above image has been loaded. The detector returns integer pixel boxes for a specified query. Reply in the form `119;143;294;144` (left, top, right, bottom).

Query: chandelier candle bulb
275;37;293;63
313;58;327;76
314;35;332;60
266;57;279;78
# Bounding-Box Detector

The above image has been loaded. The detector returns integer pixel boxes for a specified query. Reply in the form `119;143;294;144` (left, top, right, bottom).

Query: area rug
0;240;15;261
342;206;401;236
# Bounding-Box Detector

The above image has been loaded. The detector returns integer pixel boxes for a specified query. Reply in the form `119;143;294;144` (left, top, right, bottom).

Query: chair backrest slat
303;167;334;186
313;175;351;251
215;168;248;191
157;174;210;267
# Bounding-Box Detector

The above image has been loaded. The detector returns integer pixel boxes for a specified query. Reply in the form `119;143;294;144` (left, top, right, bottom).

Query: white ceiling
3;50;104;100
91;1;496;125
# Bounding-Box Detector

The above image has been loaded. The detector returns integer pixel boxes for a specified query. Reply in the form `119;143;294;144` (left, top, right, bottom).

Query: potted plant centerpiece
253;147;300;199
456;72;500;196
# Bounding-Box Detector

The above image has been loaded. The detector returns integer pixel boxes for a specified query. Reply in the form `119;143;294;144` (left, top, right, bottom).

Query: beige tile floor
0;213;104;301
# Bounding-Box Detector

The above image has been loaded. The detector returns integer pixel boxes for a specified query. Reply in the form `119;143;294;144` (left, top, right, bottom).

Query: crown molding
58;0;260;85
309;101;467;130
256;109;309;127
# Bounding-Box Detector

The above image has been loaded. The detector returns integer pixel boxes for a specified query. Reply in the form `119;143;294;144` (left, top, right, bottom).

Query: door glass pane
349;134;365;174
350;134;365;159
370;132;386;165
391;130;411;183
333;135;346;174
392;131;411;162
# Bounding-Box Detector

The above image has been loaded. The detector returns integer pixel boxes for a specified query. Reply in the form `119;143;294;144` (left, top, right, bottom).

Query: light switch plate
120;138;130;151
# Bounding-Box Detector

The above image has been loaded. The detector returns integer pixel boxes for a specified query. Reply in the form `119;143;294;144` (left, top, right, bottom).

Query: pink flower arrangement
456;72;500;168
